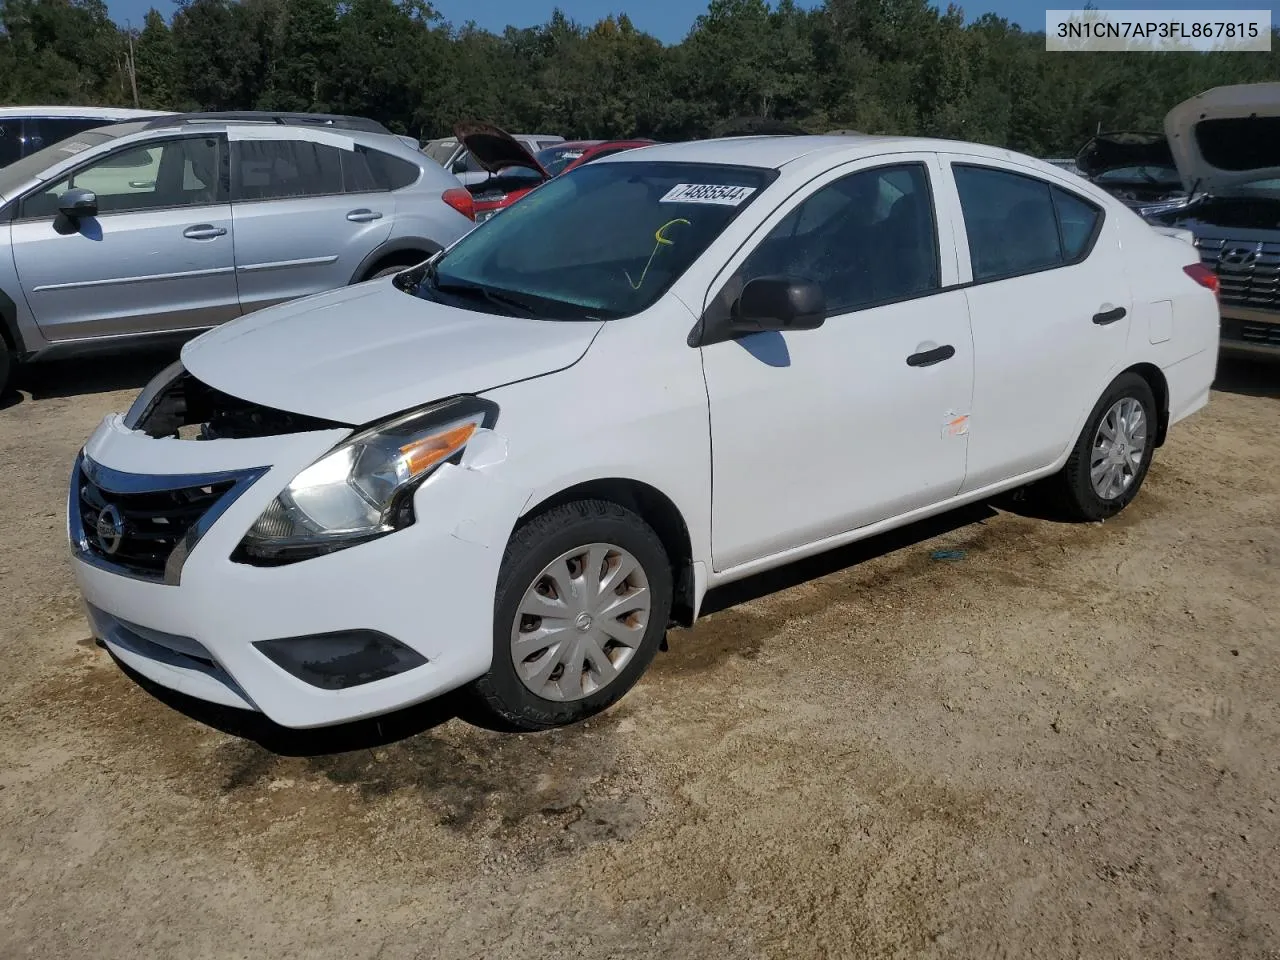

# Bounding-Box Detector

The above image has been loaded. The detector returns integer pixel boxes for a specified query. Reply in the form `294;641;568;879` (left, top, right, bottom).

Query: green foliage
0;0;1277;153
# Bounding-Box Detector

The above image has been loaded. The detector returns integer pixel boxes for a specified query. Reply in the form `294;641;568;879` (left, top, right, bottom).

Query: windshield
1095;165;1181;185
535;144;592;176
418;160;775;320
0;129;114;199
423;139;459;165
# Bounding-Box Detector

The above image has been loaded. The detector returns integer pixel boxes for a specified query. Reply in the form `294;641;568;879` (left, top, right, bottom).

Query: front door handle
183;225;227;240
1092;306;1127;325
906;344;956;367
346;209;383;223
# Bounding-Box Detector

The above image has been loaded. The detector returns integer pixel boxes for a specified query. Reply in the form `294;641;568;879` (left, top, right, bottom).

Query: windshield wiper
433;278;548;318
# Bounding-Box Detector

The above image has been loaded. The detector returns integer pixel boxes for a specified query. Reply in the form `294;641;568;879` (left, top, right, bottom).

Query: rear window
27;117;112;152
0;120;20;168
342;146;420;192
426;161;776;319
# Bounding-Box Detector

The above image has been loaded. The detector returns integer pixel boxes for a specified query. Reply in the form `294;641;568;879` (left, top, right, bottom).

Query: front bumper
69;414;528;728
1220;309;1280;360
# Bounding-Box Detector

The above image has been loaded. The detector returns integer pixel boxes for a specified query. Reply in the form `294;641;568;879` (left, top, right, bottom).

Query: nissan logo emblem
95;503;125;555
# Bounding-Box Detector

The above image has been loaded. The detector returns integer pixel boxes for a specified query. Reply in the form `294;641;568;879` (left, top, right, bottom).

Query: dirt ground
1;351;1277;960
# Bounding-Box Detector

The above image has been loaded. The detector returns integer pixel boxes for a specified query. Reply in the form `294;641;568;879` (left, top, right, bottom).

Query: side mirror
58;188;98;219
450;158;467;175
733;276;826;334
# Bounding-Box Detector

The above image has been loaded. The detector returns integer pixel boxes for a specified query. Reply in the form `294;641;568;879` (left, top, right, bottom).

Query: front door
937;157;1134;492
10;134;239;342
228;134;394;313
699;158;975;572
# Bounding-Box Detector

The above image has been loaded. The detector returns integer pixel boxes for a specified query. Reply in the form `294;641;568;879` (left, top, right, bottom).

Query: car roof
601;134;1018;170
0;106;169;120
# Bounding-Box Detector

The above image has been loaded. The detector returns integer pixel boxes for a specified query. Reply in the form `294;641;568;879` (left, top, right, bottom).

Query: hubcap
1090;397;1148;500
510;543;651;702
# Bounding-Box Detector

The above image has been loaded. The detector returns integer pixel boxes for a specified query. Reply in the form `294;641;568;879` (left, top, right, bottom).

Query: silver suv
0;112;477;395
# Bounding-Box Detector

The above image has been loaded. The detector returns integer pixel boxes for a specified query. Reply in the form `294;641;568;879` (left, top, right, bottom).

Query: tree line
1;0;1277;158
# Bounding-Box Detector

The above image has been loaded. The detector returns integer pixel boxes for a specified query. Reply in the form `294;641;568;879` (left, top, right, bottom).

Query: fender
349;236;442;285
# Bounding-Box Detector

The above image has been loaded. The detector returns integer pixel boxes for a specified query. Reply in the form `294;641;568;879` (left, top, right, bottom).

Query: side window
0;120;21;167
21;136;225;218
1052;187;1101;260
341;146;419;192
953;165;1101;281
724;162;940;316
232;139;343;201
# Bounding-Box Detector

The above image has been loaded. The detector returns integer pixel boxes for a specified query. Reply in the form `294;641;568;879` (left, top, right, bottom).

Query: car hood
1165;82;1280;193
180;282;603;425
1074;131;1174;178
453;122;549;180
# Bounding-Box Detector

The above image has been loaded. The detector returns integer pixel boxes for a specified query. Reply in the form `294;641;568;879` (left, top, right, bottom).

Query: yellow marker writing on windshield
626;218;691;291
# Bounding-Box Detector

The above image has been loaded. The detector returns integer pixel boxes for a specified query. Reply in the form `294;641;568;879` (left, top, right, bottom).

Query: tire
1045;371;1157;521
363;256;427;282
0;338;10;399
473;499;673;731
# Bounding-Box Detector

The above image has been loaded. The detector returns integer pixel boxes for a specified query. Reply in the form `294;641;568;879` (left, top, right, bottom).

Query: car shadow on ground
111;652;477;757
1214;355;1279;399
2;346;182;411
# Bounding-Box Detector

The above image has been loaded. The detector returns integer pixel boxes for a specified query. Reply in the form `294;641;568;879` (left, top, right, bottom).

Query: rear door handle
183;225;226;240
1092;306;1127;325
906;344;956;367
346;209;383;223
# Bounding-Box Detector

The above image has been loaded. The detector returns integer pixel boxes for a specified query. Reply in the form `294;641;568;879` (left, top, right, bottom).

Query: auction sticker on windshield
660;183;757;205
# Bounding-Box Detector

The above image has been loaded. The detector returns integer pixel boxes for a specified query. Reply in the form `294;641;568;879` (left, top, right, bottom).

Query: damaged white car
70;135;1220;730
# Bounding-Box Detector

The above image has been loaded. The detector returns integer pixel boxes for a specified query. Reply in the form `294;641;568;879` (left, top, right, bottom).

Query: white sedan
69;134;1220;730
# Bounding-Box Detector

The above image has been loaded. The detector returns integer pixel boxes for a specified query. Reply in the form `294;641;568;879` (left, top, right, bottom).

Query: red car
454;123;658;222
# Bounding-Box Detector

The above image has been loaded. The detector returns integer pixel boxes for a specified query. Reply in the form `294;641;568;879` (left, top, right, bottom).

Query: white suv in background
0;106;170;168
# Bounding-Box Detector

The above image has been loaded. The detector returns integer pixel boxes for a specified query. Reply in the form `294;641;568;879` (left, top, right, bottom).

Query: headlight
238;396;498;562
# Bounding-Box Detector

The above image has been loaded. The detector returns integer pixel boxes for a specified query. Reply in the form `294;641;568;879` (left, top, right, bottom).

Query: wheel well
359;249;431;282
520;479;696;627
1124;362;1170;447
0;287;19;355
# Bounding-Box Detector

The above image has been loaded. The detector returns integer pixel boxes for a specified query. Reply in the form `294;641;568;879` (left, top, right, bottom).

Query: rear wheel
473;500;672;730
1046;372;1157;521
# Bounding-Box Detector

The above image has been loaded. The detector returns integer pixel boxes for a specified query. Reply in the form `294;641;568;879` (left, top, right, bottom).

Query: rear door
935;156;1132;492
228;132;394;313
10;134;240;342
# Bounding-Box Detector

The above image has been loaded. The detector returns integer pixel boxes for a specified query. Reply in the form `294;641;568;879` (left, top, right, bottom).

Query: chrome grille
1195;236;1280;313
69;454;266;584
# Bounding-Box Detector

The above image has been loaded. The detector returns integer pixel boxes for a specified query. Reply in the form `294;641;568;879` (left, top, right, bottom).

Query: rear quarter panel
1117;213;1219;423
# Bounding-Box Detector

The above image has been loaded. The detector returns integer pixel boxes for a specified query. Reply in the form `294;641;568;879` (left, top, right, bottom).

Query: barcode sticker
660;183;757;205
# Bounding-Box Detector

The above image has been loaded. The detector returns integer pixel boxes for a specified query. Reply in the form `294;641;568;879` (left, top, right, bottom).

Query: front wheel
1046;371;1157;521
0;337;12;399
473;499;673;730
